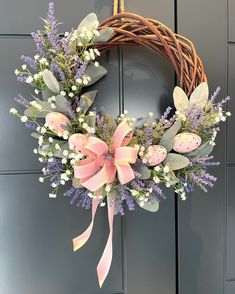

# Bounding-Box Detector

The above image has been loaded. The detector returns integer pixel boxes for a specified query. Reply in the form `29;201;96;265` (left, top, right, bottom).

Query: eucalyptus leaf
31;132;41;139
163;153;190;170
167;170;180;185
93;28;114;42
42;89;55;101
160;120;182;151
133;159;151;180
55;95;70;115
42;69;60;94
103;114;117;134
136;198;159;212
24;106;48;118
84;64;107;86
77;13;98;35
53;142;70;158
78;90;97;113
189;142;213;157
189;82;209;109
173;86;189;113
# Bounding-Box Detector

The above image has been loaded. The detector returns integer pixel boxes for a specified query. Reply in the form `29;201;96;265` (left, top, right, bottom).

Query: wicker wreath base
96;12;207;95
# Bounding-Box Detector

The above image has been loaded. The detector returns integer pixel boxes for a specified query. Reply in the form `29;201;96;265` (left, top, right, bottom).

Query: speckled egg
144;145;168;166
173;132;202;153
45;112;70;134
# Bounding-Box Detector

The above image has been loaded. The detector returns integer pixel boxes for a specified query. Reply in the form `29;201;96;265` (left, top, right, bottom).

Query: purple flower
64;187;92;209
47;2;60;51
75;59;88;79
31;31;45;56
159;106;172;124
17;76;28;83
14;94;30;107
50;61;65;82
21;55;37;69
24;121;37;130
210;86;221;102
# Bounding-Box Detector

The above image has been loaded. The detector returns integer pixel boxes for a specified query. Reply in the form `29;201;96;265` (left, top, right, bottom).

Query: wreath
11;1;231;287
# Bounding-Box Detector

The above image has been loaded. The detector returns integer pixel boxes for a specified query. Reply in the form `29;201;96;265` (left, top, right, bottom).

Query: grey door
0;0;233;294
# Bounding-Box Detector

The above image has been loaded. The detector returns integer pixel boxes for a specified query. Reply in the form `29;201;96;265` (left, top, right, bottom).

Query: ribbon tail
97;199;115;287
73;198;99;251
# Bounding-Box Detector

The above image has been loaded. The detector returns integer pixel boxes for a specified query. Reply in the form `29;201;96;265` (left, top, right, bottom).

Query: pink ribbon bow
69;120;138;191
69;121;137;287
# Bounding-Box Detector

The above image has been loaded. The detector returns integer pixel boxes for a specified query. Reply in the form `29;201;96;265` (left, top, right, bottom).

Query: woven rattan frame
96;12;207;96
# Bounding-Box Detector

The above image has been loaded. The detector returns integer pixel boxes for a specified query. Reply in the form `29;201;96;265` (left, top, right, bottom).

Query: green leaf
53;142;70;158
42;69;60;93
77;13;98;35
24;106;48;118
167;170;180;185
42;89;55;101
163;153;190;170
31;132;41;139
160;120;182;152
173;86;189;113
189;82;209;109
103;114;117;134
84;64;107;86
55;95;70;115
79;90;97;113
136;198;160;212
93;28;114;42
189;142;213;157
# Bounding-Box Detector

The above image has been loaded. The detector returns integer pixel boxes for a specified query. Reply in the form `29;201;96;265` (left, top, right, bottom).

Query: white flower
94;48;100;56
20;116;28;123
76;107;81;113
51;103;56;109
165;183;171;187
221;116;226;122
49;193;57;198
22;64;27;70
94;61;99;67
100;202;106;207
124;109;128;115
215;116;220;123
14;69;19;75
51;183;57;188
79;117;84;123
26;76;33;84
71;85;77;91
40;127;46;134
153;176;160;183
48;137;53;143
39;177;44;183
34;73;39;80
33;148;38;154
226;111;232;116
60;180;66;185
105;185;111;193
60;91;66;96
10;108;18;115
163;165;170;173
88;192;93;198
62;158;67;164
70;159;76;165
30;101;42;111
34;89;39;95
148;112;153;117
130;189;138;196
68;92;74;98
55;143;61;150
76;78;82;84
63;150;69;157
34;55;40;60
39;58;47;64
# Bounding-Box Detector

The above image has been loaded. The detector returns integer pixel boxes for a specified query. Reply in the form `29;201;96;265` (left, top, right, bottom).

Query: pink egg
45;112;70;134
143;145;167;166
173;132;202;153
68;133;88;154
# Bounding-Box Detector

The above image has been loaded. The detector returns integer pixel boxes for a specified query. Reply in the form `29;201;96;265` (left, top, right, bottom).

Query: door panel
0;174;123;294
122;1;176;293
228;0;235;42
177;0;227;293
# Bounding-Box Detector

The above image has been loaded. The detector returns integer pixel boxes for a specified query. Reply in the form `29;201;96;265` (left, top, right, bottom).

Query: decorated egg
45;112;70;134
173;132;202;153
143;145;167;166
